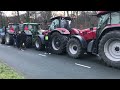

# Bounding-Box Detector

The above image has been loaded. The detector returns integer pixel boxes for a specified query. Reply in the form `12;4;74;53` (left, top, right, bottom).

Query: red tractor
35;16;71;52
35;16;97;55
68;11;120;69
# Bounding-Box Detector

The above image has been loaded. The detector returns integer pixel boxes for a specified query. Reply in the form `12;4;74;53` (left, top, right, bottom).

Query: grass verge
0;61;24;79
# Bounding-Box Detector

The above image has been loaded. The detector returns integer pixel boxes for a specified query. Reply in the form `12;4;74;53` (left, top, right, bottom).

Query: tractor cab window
0;28;3;33
12;25;19;31
8;25;19;31
49;19;59;30
24;25;28;30
28;25;33;30
33;25;41;31
111;12;120;24
60;19;71;30
19;24;24;30
97;13;110;29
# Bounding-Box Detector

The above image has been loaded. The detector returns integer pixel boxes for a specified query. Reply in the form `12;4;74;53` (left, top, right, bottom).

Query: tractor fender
37;34;45;44
98;25;120;40
50;28;70;35
93;25;120;54
70;35;87;49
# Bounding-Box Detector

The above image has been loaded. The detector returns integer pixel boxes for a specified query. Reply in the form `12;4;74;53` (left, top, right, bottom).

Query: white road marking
7;46;11;47
75;63;91;68
21;49;24;51
38;54;46;57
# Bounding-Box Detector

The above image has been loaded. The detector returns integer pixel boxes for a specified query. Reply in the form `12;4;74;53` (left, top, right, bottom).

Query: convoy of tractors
0;11;120;69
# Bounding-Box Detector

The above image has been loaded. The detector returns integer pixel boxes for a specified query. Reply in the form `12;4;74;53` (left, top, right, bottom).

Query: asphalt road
0;44;120;79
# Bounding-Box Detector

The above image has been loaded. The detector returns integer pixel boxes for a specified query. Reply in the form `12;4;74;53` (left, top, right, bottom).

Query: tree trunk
26;11;30;22
67;11;69;16
17;11;20;23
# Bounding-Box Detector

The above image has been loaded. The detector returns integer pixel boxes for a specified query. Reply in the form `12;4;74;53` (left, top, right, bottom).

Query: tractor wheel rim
35;40;39;48
52;36;61;50
104;38;120;61
5;36;9;43
69;42;78;55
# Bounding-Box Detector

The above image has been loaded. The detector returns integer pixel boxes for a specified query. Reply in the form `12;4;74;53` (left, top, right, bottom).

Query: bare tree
26;11;30;22
16;11;20;23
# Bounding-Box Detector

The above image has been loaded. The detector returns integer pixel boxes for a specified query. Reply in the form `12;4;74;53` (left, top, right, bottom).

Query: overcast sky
2;11;26;16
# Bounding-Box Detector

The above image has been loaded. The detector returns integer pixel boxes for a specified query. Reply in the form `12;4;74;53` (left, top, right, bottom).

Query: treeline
0;11;98;29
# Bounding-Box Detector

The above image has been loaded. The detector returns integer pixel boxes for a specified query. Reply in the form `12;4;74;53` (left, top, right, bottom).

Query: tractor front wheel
66;38;85;59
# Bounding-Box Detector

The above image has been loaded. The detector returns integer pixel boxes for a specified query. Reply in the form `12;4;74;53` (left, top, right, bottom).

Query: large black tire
51;32;68;54
66;38;85;59
35;37;45;51
5;33;13;45
0;36;5;44
99;31;120;69
26;36;32;48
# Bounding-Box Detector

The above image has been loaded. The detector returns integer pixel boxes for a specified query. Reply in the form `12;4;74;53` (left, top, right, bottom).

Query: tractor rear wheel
26;36;32;48
5;33;13;45
66;38;85;59
35;37;45;51
51;32;68;54
99;31;120;69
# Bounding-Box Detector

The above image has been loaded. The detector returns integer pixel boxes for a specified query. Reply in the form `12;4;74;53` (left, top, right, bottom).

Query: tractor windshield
97;12;120;29
97;13;110;29
49;19;59;30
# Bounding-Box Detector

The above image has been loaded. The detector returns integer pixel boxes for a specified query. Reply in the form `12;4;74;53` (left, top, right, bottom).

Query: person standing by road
44;33;51;54
19;30;27;50
16;31;21;50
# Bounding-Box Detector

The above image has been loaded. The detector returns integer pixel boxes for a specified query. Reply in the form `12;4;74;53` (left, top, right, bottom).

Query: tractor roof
23;23;40;25
50;16;72;21
96;11;113;16
8;23;19;25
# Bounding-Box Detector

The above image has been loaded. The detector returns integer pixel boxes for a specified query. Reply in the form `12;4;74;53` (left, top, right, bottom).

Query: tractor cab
7;23;20;34
96;11;120;38
19;23;42;35
49;16;72;31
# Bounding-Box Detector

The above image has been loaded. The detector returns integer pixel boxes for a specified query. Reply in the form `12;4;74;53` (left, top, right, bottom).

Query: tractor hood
38;29;46;34
78;27;97;40
42;30;51;35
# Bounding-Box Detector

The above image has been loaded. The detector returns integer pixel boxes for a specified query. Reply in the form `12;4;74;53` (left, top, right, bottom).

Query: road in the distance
0;44;120;79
